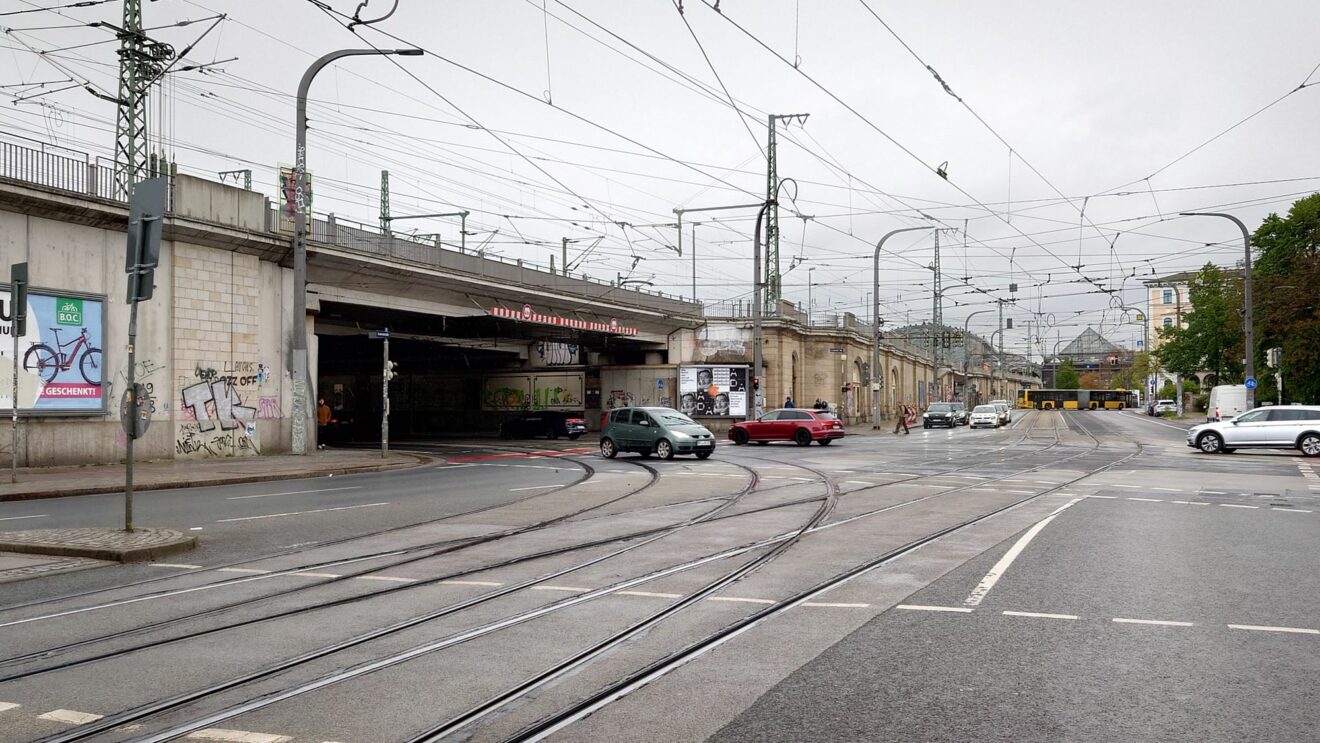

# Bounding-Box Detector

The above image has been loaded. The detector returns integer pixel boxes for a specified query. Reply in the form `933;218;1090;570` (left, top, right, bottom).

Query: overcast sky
3;0;1318;356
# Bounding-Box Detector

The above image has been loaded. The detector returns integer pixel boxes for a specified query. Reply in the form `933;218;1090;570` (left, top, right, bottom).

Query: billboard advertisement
679;365;748;418
1;288;105;414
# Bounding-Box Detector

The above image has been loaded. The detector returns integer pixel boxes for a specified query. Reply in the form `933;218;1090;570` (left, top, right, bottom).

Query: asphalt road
0;411;1315;743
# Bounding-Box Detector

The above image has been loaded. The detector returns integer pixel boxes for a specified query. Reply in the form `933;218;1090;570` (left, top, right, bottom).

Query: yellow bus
1018;389;1138;410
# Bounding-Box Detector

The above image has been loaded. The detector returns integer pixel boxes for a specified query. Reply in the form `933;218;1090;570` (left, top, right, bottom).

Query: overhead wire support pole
674;202;764;306
764;113;809;314
292;47;422;456
873;227;933;428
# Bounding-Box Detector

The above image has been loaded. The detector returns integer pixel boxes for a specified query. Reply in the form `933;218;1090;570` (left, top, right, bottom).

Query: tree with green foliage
1110;352;1154;390
1252;193;1320;404
1055;359;1080;389
1153;263;1243;382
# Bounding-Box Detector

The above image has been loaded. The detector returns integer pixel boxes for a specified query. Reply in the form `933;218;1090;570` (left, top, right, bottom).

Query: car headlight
671;431;692;439
922;413;930;418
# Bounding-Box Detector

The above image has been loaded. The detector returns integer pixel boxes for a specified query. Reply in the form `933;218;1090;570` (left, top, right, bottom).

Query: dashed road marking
0;514;46;522
1110;484;1139;489
226;486;361;501
1003;611;1077;620
1151;487;1183;492
508;485;562;491
708;596;775;604
0;702;20;713
1086;495;1118;499
187;729;293;743
216;502;390;523
356;575;418;583
217;568;270;575
290;572;341;579
1127;497;1162;502
897;604;974;613
1221;504;1258;509
1228;624;1320;635
618;590;683;599
1202;490;1227;495
149;563;203;569
1113;617;1194;627
801;602;871;608
1273;508;1312;513
530;585;592;593
39;709;103;725
441;580;503;587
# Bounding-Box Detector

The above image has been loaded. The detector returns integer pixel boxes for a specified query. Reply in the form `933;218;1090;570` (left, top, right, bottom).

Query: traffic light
752;376;760;391
385;360;399;381
10;262;27;336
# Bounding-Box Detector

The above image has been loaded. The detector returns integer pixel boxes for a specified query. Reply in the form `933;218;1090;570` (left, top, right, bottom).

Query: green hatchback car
600;407;717;460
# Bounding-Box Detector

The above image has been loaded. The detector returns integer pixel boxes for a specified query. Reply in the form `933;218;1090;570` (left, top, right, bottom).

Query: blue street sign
1245;377;1257;390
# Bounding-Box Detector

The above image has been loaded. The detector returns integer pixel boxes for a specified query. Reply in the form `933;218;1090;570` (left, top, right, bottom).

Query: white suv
1187;405;1320;457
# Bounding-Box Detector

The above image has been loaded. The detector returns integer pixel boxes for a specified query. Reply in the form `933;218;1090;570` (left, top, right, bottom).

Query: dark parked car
922;403;959;429
499;411;586;440
728;409;845;446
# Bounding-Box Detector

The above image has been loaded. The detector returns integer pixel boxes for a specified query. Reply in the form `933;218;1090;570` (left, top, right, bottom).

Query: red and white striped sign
490;305;639;335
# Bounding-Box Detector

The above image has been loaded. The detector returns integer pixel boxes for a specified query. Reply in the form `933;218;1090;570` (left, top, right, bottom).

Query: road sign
372;328;390;339
1245;377;1257;390
119;383;154;439
125;177;167;303
829;347;844;353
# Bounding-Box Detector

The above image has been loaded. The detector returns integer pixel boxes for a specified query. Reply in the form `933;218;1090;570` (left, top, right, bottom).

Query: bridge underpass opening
314;302;662;441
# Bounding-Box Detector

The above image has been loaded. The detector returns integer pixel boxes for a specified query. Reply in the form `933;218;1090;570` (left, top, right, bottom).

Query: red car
728;409;845;447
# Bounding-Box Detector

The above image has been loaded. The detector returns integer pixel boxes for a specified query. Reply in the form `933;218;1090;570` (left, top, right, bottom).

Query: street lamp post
872;227;933;428
1180;211;1255;409
962;309;994;406
806;267;815;326
291;47;421;455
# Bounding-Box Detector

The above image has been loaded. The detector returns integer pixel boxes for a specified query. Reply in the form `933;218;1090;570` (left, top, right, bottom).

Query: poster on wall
0;289;105;413
678;365;748;418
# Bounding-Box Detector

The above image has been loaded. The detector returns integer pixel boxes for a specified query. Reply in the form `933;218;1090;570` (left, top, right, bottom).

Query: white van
1206;384;1249;422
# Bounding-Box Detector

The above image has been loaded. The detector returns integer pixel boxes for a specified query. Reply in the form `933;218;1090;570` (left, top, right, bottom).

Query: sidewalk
0;448;432;502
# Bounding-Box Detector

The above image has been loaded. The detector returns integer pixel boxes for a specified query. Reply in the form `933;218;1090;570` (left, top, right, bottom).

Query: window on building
1162;289;1174;305
1162;317;1174;328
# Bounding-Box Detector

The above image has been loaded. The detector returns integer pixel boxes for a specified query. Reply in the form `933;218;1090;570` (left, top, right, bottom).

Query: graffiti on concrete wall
194;361;271;388
257;396;282;420
180;379;257;431
533;342;579;366
176;421;260;457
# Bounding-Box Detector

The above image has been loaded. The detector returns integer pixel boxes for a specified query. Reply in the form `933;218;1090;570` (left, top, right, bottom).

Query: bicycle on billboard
23;326;102;385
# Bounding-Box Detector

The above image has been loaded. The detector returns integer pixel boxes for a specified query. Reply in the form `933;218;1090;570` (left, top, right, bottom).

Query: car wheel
1299;433;1320;457
568;433;581;440
600;437;618;459
731;429;749;445
1197;432;1224;454
794;429;812;447
695;450;713;460
923;423;930;429
817;438;833;446
656;439;675;460
548;429;560;440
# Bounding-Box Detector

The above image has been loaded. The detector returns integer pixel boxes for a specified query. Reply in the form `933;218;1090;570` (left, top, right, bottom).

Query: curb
0;451;433;503
0;532;198;563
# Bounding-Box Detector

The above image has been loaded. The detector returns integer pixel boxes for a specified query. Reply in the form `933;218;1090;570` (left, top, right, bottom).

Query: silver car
1187;405;1320;456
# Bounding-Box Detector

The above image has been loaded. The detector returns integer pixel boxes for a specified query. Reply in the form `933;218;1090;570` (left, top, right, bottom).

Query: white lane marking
618;590;683;599
356;575;418;583
150;563;203;569
217;502;390;523
1086;495;1118;499
968;488;999;492
441;580;503;587
1273;508;1313;513
1113;617;1194;627
226;486;361;500
844;481;876;486
1003;611;1078;620
1228;624;1320;635
217;568;270;575
1176;501;1211;506
0;514;46;522
530;585;592;593
0;702;20;713
290;572;341;579
187;729;293;743
1151;487;1183;492
1221;504;1259;509
964;498;1083;607
508;485;562;491
1109;484;1139;489
897;604;974;613
1127;497;1163;502
1006;490;1036;495
1202;490;1227;495
39;709;104;725
708;596;775;604
802;602;871;608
